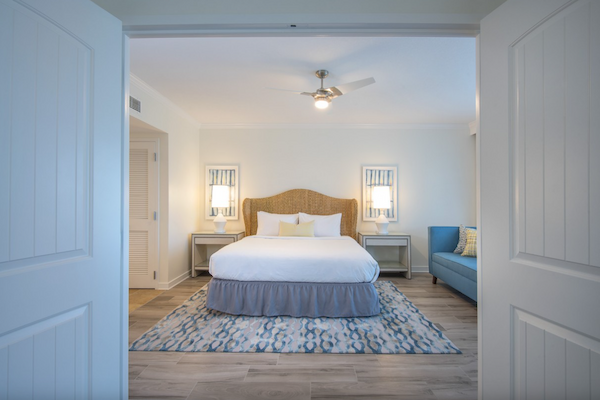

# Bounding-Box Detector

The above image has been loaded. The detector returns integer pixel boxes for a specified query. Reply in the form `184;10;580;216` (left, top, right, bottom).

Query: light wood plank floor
129;273;477;400
129;288;164;313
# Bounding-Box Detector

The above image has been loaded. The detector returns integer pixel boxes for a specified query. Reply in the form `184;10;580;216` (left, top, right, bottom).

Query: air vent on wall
129;96;141;113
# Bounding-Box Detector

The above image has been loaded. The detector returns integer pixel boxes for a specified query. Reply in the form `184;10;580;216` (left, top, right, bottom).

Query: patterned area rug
129;281;461;354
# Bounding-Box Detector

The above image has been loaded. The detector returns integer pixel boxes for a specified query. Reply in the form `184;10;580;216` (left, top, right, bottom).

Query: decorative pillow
256;212;299;236
279;221;315;237
298;212;342;237
461;228;477;257
454;224;468;254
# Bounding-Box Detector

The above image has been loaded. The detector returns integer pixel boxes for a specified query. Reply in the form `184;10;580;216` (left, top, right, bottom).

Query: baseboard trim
411;265;428;273
158;270;190;290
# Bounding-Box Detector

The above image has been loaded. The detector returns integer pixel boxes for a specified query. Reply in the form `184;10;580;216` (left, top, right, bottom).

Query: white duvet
209;236;380;283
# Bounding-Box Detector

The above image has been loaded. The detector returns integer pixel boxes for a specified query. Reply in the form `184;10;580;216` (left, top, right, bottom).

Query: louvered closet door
129;140;159;288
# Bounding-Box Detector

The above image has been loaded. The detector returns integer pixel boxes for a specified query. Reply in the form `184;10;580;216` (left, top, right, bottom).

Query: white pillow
256;211;299;236
298;212;342;237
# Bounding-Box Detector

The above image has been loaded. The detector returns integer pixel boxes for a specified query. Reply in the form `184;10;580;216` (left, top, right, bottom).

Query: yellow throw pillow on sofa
461;228;477;257
279;221;315;237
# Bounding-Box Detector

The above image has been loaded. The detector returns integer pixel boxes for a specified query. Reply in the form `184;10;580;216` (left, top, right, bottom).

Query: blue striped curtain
365;169;395;219
209;169;236;217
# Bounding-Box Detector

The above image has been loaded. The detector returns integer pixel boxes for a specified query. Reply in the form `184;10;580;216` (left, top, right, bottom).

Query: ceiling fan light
315;97;330;109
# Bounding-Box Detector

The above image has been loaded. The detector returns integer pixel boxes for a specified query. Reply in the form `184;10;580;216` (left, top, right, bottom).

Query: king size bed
206;189;381;318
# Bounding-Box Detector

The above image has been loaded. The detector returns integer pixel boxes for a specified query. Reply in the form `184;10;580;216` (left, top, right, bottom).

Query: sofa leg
432;276;437;284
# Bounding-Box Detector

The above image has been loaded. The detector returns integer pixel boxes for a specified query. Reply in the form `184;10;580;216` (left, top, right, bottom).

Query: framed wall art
362;165;398;222
205;165;239;220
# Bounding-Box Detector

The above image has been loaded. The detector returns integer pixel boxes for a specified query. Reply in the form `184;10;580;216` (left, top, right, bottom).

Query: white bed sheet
209;236;380;283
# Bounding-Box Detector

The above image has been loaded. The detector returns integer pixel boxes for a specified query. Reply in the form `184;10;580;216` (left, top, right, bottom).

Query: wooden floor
129;288;164;313
129;273;478;400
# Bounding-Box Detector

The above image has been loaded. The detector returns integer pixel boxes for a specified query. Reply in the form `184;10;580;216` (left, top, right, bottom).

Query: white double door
1;0;597;398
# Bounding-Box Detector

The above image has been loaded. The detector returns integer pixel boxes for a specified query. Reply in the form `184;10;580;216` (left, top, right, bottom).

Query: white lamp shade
211;185;230;208
372;186;391;209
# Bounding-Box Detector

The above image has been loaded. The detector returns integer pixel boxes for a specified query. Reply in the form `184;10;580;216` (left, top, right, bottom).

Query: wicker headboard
242;189;358;239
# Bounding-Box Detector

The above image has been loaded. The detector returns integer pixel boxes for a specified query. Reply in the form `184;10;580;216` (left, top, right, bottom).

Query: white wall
198;125;476;270
130;74;201;288
129;73;476;276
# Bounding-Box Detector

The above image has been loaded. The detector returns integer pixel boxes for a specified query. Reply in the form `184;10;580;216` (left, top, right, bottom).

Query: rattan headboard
242;189;358;239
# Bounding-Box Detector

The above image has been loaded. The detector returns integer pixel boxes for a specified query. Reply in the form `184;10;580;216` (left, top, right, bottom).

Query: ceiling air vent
129;96;141;113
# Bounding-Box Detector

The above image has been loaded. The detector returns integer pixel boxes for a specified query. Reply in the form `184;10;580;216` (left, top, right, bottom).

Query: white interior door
480;0;600;398
0;0;125;398
129;139;159;288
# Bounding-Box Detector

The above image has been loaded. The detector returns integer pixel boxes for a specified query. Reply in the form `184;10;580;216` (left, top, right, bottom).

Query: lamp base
375;214;389;235
213;212;227;234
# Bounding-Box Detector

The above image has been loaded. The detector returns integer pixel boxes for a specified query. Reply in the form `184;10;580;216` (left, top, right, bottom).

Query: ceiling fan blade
327;77;375;97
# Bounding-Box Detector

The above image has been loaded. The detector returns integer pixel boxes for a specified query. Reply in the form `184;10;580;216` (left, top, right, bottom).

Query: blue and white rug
129;281;461;354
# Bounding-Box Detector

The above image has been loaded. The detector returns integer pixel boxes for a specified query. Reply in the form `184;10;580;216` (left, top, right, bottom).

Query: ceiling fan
271;70;376;109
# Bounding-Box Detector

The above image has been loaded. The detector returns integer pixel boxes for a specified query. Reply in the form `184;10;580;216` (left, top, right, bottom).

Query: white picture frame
205;165;239;220
362;165;398;222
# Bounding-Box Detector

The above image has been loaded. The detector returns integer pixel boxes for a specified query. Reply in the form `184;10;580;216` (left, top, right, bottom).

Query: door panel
480;0;600;398
0;306;89;399
513;308;600;399
0;2;91;269
0;0;124;398
511;0;598;273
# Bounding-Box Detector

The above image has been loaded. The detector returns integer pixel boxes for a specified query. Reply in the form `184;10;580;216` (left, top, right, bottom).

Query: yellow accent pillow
278;221;315;237
461;228;477;257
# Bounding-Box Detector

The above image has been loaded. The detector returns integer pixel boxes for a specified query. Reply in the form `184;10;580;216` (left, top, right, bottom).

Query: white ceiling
129;36;476;126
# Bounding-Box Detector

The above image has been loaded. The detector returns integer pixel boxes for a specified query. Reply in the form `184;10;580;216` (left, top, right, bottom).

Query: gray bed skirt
206;278;381;318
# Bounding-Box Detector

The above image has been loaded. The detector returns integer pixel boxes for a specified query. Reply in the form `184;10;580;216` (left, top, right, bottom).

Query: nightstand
191;231;244;277
358;231;412;279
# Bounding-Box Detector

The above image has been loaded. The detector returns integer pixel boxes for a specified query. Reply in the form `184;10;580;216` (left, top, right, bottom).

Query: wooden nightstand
358;231;412;279
191;231;244;277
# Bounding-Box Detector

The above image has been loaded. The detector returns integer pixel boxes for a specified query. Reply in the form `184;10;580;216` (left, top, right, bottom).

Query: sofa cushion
432;252;477;282
453;224;468;253
461;229;477;257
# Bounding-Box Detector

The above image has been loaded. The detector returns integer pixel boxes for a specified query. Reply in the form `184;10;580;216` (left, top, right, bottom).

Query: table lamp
372;186;391;235
211;185;230;233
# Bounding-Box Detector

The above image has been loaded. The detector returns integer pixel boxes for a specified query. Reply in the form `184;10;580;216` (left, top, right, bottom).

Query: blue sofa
428;226;477;302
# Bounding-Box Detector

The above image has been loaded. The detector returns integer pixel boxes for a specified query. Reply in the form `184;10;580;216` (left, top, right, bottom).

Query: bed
206;189;381;318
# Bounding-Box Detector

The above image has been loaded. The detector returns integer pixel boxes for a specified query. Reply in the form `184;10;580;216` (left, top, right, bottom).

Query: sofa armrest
428;226;459;275
428;226;461;255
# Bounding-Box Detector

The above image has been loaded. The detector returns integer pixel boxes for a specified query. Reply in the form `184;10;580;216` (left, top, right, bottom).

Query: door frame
119;20;483;396
120;33;130;400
